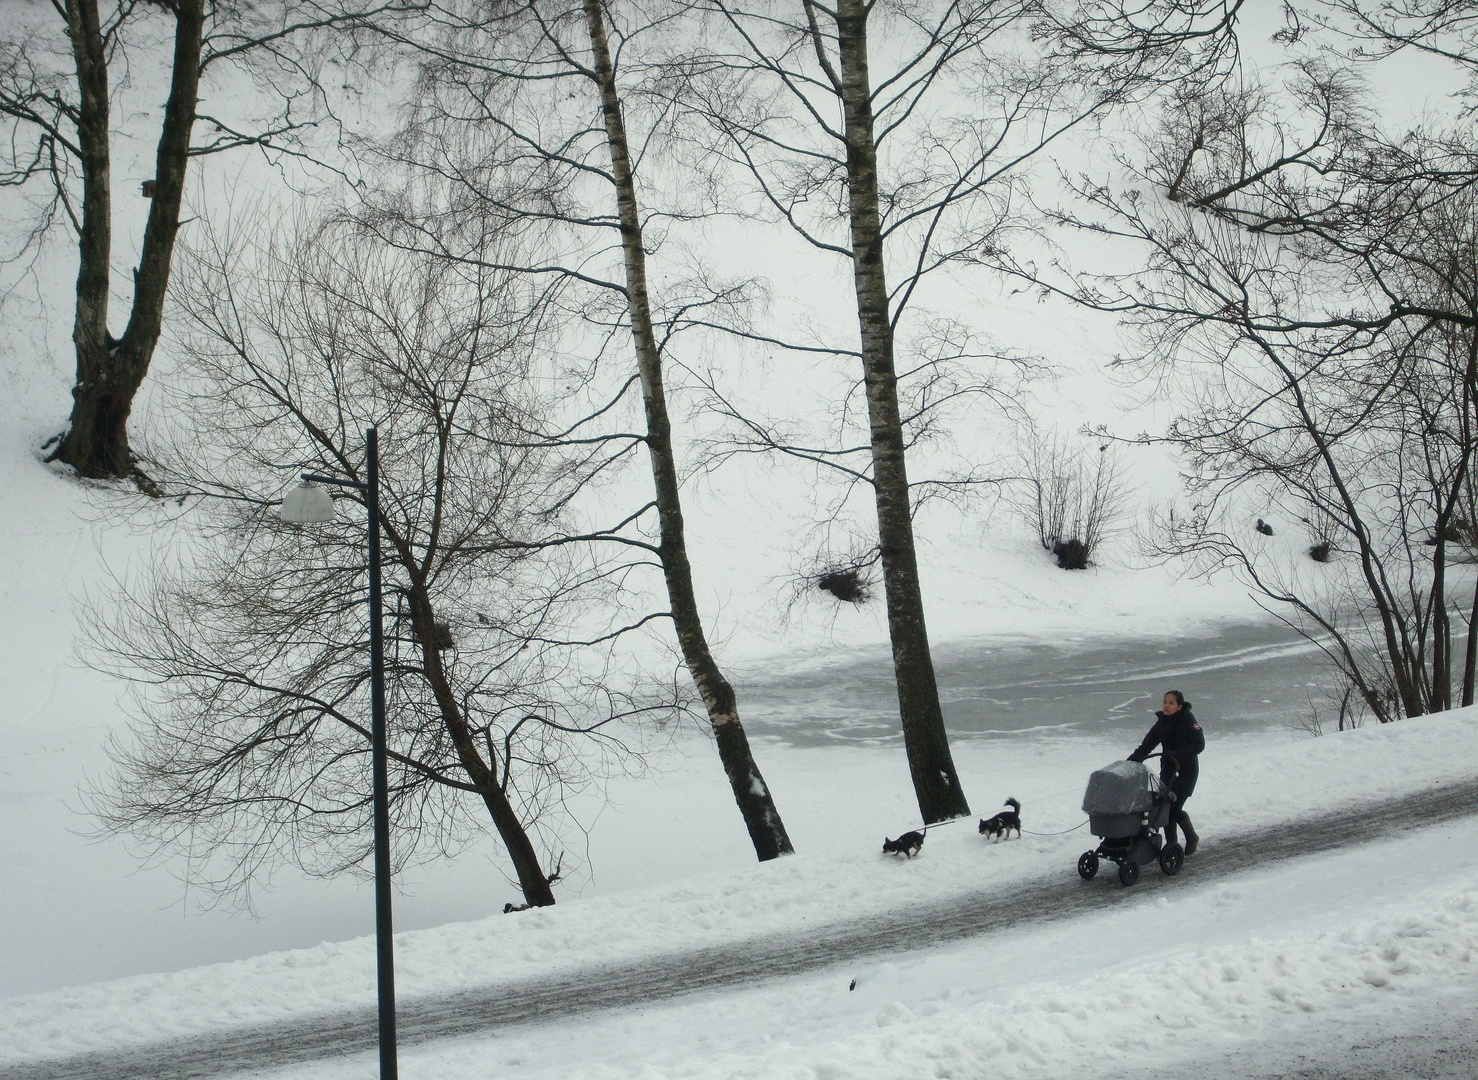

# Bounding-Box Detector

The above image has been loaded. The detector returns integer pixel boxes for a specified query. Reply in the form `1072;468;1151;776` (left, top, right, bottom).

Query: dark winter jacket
1129;708;1205;776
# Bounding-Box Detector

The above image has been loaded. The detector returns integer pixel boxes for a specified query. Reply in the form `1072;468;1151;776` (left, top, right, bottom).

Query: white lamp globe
280;483;336;524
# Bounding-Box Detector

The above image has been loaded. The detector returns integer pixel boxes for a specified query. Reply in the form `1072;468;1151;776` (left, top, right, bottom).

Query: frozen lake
738;622;1342;745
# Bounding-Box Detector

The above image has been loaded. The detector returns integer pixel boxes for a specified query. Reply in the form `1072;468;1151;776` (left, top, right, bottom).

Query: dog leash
1018;820;1089;836
1015;784;1087;808
920;818;964;832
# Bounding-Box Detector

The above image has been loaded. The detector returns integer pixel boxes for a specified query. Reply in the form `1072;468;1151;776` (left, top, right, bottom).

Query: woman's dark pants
1165;766;1198;851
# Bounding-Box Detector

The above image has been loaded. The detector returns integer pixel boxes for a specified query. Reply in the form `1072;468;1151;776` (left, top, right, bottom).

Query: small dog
882;830;926;858
978;797;1022;841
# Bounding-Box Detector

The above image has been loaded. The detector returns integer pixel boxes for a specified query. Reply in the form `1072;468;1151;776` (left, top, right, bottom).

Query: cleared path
5;776;1477;1080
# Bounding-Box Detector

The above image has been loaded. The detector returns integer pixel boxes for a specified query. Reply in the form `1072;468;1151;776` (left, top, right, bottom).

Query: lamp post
280;426;398;1080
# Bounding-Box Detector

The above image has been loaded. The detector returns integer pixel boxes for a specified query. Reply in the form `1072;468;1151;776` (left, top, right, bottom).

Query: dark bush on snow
1052;538;1089;570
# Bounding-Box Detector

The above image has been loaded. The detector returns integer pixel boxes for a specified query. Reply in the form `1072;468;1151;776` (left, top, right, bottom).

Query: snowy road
6;775;1476;1080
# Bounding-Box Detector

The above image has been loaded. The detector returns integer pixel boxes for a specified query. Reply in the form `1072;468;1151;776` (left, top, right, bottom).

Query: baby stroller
1076;755;1184;886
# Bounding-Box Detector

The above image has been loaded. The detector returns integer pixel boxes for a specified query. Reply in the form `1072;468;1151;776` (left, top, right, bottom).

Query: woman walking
1129;690;1204;856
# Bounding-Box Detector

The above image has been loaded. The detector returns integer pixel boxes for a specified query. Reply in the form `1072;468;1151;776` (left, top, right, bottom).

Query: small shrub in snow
1298;682;1366;737
1299;505;1339;564
1014;430;1129;570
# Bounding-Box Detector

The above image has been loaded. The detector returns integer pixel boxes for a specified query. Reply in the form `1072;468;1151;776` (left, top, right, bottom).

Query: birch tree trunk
582;0;794;859
835;0;968;822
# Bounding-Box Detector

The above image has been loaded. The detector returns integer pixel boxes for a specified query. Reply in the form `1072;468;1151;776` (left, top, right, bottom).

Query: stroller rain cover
1082;759;1156;815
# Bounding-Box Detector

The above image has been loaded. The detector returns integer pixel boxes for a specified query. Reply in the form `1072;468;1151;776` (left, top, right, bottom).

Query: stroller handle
1139;752;1180;802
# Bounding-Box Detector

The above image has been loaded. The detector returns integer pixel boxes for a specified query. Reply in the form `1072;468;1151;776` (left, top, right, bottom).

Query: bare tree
0;1;418;483
660;0;1191;821
89;208;665;908
359;0;796;860
1004;59;1478;719
1145;70;1478;717
1293;0;1478;95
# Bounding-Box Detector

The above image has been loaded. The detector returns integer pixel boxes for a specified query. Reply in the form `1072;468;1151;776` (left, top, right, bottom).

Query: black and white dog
978;797;1022;841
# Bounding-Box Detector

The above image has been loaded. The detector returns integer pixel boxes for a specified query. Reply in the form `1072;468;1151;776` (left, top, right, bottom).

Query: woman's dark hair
1164;689;1190;710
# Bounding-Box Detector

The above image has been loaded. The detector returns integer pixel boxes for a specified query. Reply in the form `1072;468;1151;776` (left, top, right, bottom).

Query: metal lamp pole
287;426;398;1079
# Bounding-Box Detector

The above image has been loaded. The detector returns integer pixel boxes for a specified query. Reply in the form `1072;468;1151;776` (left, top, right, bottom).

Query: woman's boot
1177;811;1198;857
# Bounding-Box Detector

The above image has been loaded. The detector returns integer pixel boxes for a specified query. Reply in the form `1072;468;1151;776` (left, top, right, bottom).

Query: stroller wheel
1159;842;1184;877
1118;859;1140;886
1077;851;1099;880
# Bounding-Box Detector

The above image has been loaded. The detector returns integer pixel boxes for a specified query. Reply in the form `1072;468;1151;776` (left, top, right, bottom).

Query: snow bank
487;864;1476;1080
234;815;1478;1079
1;706;1473;1067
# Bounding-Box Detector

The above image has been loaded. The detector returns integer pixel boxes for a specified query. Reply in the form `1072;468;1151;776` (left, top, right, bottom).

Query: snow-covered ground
5;155;1475;1080
3;14;1477;1078
2;709;1475;1078
292;820;1478;1080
